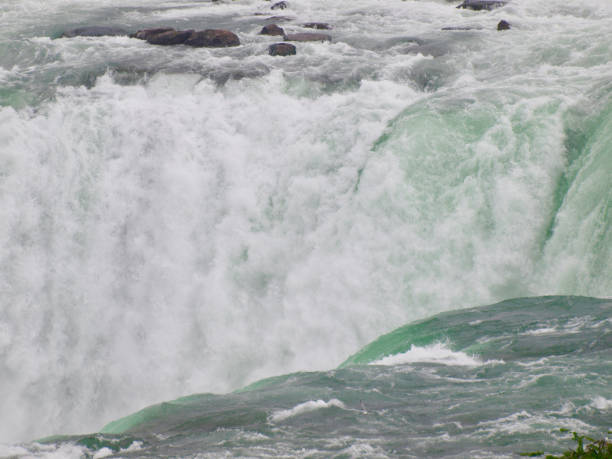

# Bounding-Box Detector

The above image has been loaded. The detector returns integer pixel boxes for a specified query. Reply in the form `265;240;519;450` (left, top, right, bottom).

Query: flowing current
0;0;610;453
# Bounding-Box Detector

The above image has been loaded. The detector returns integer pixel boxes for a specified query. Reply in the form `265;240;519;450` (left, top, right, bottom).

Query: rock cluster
58;0;512;60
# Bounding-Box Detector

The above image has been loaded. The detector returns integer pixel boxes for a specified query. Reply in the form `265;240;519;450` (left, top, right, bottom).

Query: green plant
520;430;612;458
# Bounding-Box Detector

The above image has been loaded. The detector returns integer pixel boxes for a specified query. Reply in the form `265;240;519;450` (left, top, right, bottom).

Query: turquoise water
0;0;610;456
32;297;612;458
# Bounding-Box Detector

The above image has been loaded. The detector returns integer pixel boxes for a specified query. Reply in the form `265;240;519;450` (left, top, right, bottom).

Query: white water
0;0;611;443
371;342;493;367
269;399;346;423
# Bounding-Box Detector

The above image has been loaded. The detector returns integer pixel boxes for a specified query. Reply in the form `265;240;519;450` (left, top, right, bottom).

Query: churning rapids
0;0;610;457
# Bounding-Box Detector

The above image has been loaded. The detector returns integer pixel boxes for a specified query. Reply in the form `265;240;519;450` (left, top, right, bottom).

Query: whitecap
92;447;114;459
590;396;612;410
269;399;346;423
370;342;499;367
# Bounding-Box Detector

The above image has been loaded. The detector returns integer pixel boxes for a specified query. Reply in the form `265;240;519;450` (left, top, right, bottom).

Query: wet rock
283;33;331;42
147;29;194;45
130;28;175;40
302;22;331;30
185;29;240;47
61;26;128;38
271;1;288;10
497;20;511;30
268;43;296;56
260;24;285;36
456;0;507;10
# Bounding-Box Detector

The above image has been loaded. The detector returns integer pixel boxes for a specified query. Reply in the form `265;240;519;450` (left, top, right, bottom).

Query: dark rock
271;1;288;10
130;28;175;40
268;43;296;56
185;29;240;47
283;33;331;42
260;24;285;36
60;26;128;38
456;0;507;10
497;20;511;30
302;22;331;30
146;29;194;45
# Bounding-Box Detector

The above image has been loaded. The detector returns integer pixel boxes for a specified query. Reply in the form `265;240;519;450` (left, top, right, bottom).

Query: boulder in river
260;24;285;36
146;29;194;45
268;43;296;56
283;33;331;42
497;20;511;30
60;26;128;38
456;0;507;10
185;29;240;47
270;1;288;10
130;28;175;40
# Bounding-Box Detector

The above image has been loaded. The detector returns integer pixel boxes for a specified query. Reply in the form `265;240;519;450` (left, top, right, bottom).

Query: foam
590;396;612;411
0;442;87;459
269;399;346;423
370;342;488;367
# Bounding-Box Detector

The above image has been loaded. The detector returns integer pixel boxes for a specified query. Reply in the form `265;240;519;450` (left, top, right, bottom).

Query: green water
40;296;606;458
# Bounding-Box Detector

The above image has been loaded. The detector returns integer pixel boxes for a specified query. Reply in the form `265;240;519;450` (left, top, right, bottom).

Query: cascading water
0;0;610;455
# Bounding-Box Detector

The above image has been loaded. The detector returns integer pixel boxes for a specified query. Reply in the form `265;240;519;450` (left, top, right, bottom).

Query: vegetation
520;430;612;458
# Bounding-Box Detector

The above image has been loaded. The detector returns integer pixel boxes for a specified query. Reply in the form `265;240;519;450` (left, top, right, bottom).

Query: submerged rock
497;20;511;30
130;28;175;40
283;33;331;42
268;43;296;56
456;0;507;10
60;26;128;38
271;1;288;10
147;29;194;46
260;24;285;36
185;29;240;47
302;22;331;30
266;16;293;22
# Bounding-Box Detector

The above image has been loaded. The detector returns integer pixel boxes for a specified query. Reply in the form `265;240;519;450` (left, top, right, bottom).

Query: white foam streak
269;399;346;423
0;443;86;459
371;343;490;367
